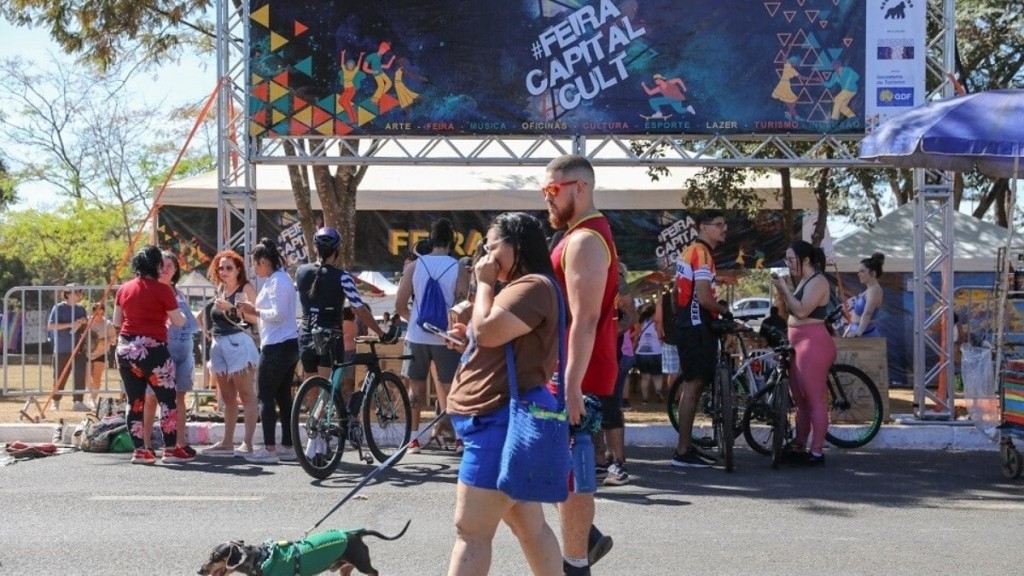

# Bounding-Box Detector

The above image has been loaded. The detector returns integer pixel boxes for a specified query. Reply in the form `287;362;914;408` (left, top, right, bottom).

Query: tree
0;200;129;285
0;0;215;71
0;155;16;210
0;56;212;237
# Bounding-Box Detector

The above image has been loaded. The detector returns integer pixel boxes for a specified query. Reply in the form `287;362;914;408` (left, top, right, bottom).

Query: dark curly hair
131;245;163;279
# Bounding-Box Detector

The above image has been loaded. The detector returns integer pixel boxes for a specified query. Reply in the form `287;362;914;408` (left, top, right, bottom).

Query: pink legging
787;323;836;454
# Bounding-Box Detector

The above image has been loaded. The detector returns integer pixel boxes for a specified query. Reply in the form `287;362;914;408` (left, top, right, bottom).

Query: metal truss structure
215;0;958;415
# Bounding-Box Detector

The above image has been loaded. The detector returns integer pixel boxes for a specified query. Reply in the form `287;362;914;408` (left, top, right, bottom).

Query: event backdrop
248;0;924;137
157;207;800;274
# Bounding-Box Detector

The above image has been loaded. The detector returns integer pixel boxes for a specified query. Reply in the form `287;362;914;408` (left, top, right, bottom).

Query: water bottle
1014;254;1024;294
571;432;596;493
52;418;65;444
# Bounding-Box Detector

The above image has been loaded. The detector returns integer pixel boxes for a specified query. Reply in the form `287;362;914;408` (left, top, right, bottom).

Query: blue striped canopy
859;89;1024;178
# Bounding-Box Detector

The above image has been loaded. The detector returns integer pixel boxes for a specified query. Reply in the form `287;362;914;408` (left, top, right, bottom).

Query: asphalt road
1;446;1021;575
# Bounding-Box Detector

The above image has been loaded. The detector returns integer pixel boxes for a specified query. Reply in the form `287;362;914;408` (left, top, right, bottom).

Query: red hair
208;250;249;288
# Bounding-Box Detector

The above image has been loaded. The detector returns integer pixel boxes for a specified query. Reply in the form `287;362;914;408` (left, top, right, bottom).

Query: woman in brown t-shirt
445;212;563;576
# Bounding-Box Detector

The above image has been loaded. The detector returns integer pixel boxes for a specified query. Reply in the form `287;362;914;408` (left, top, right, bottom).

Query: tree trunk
779;167;795;243
810;167;830;247
282;140;317;262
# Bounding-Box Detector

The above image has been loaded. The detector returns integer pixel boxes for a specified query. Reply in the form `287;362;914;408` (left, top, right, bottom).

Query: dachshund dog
197;521;410;576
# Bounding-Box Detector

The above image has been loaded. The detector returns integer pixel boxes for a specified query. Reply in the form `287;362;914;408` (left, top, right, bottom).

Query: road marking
89;495;263;502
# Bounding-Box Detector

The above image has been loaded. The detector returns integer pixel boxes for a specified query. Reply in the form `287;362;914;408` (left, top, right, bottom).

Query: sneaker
180;445;197;458
595;460;610;479
244;447;280;464
233;443;253;457
407;439;422;454
791;452;826;467
278;446;297;461
201;444;235;457
72;401;89;412
162;446;196;464
603;462;630;486
454;440;464;455
131;448;157;465
588;534;614;567
670;447;715;468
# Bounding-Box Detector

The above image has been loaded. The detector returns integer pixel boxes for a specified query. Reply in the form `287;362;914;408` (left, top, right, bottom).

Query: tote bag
496;276;570;503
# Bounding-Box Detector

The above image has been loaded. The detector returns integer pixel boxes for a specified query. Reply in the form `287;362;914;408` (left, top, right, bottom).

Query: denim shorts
450;386;557;490
167;335;195;392
209;332;259;376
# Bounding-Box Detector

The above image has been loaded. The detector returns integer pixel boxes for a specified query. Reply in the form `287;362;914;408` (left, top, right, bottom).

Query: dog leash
304;410;449;536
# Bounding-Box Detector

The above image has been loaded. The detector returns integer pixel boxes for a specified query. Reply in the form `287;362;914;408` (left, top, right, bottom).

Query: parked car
731;297;771;322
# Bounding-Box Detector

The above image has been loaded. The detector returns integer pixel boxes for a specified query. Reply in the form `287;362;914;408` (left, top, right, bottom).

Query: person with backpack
395;218;470;453
295;227;386;382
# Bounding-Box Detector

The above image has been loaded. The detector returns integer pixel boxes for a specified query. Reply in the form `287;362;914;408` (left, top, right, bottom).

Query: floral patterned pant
116;335;178;449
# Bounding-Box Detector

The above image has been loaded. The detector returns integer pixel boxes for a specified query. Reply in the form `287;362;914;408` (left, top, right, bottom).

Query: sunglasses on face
217;265;235;271
541;179;579;200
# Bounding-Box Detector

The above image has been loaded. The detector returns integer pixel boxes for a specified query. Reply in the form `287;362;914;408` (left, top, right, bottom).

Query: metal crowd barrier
2;284;217;410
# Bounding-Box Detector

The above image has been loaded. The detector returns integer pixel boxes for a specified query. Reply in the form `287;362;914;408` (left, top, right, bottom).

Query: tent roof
832;203;1019;273
357;270;398;295
156;164;816;211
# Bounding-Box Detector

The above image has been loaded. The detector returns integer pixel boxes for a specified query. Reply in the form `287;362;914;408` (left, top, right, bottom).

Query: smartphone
423;322;466;346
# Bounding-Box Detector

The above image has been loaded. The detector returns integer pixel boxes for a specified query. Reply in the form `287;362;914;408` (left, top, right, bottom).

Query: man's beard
547;195;576;230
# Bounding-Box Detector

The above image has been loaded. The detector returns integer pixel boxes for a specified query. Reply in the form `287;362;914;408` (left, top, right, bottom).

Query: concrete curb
1;421;1000;451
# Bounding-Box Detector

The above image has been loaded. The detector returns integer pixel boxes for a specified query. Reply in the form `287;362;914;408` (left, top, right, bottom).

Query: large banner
248;0;923;137
158;206;799;274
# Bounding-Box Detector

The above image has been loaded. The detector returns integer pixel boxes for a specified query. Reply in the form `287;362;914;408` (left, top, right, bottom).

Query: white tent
357;270;398;294
157;164;817;211
832;203;1021;273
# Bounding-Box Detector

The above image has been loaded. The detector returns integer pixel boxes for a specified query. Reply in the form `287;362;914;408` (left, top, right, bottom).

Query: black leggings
116;335;177;449
257;338;300;447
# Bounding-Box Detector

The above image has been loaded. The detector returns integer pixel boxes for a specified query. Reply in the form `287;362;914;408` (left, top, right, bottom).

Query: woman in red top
113;245;187;465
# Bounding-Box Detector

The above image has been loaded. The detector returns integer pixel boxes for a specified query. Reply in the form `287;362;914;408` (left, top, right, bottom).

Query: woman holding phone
444;212;563;576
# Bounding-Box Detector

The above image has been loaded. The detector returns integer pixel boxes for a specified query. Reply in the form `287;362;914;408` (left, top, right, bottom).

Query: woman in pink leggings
771;241;835;466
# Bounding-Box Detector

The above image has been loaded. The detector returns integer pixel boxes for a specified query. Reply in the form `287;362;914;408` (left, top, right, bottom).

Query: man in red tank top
546;154;620;575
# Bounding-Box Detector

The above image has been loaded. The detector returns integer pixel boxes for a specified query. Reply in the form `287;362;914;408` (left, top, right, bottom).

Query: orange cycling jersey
675;239;718;327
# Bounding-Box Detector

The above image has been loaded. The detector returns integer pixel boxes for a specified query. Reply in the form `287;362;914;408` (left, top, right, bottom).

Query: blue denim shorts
450;386;557;490
167;335;195;392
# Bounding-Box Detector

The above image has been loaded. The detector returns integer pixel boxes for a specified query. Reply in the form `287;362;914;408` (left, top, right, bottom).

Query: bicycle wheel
291;377;346;480
362;371;412;464
667;374;717;449
716;362;735;472
770;379;790;469
825;364;883;449
741;382;774;455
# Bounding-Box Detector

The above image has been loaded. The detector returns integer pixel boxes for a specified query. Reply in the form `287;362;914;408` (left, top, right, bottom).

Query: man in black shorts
670;210;731;468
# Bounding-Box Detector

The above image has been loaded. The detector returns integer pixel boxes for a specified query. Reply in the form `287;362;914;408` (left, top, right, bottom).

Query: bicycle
290;332;413;480
741;326;884;462
667;320;778;461
665;319;760;471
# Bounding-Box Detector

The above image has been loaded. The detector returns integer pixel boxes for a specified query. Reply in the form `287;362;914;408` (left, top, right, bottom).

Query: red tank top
551;213;619;396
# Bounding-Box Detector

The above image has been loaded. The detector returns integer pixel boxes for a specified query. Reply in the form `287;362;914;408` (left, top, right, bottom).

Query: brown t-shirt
447;275;559;416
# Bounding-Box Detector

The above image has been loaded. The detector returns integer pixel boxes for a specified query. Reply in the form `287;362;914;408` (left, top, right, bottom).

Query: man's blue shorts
450;385;557;490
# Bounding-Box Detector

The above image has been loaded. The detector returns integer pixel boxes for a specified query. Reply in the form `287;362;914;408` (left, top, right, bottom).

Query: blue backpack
416;259;457;331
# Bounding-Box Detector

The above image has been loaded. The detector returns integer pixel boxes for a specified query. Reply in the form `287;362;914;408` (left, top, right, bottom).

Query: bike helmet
313;226;341;250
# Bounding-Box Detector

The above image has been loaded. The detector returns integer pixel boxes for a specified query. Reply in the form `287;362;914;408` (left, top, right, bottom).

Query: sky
0;21;214;209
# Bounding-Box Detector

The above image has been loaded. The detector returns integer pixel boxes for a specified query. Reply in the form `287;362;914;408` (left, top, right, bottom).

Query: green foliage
681;167;770;218
1;0;215;70
733;269;773;299
0;200;130;286
0;155;16;210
